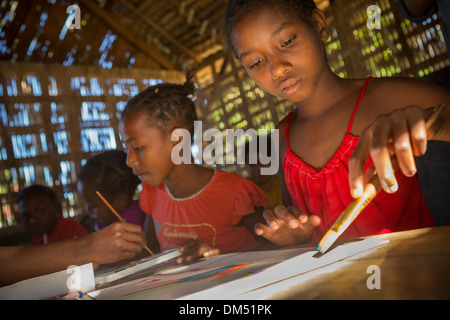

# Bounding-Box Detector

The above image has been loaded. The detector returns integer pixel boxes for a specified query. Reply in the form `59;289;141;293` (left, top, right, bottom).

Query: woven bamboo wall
0;61;184;230
191;0;449;177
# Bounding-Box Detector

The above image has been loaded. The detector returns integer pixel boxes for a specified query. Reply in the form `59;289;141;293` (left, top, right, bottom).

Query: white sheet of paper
0;263;95;300
88;247;308;300
94;249;181;285
181;238;389;300
89;238;387;300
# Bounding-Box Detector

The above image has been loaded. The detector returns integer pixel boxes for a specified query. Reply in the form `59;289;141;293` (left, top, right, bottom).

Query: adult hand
86;222;146;265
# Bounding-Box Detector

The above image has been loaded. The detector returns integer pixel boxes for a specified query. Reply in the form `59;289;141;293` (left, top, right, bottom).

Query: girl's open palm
255;205;321;247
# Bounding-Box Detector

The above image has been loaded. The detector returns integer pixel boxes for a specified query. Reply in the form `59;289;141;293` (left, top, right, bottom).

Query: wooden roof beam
115;0;202;63
78;0;175;69
167;0;224;46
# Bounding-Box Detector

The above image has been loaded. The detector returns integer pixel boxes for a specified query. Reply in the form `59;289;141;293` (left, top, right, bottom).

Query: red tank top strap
346;76;372;134
286;76;371;147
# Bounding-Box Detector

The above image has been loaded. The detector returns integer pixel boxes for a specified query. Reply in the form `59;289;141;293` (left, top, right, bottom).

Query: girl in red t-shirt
119;77;269;263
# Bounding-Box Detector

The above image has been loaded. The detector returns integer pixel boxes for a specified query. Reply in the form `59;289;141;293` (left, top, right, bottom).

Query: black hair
16;184;62;215
78;150;140;202
120;75;198;135
223;0;318;57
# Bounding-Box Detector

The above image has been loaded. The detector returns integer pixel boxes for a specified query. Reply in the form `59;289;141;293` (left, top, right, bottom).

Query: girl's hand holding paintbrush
349;103;449;198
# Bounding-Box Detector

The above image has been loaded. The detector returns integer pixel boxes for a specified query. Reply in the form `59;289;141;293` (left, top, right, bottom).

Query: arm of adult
0;222;146;286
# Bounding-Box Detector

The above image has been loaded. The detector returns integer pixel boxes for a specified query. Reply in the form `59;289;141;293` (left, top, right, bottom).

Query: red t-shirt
31;216;89;245
139;169;269;253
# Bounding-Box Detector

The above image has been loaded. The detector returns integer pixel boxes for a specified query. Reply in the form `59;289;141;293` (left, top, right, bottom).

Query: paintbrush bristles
317;230;339;254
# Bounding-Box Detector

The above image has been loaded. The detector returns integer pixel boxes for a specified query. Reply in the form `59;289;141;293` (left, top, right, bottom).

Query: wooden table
267;225;450;299
85;225;450;301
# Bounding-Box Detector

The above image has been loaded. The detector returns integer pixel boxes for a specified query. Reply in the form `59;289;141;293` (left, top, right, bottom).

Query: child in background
77;150;146;231
244;134;282;209
17;184;88;245
119;77;269;263
223;0;450;246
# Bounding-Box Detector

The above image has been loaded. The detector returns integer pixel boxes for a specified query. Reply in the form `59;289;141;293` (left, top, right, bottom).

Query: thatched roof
0;0;331;71
0;0;233;70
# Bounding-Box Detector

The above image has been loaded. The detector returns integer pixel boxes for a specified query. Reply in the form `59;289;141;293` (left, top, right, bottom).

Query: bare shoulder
351;76;449;134
368;76;449;110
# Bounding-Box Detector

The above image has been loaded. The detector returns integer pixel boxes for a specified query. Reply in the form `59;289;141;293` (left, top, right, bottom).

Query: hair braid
121;74;198;135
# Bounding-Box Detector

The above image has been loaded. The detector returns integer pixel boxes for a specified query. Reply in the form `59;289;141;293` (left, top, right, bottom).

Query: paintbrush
317;102;447;254
96;190;154;256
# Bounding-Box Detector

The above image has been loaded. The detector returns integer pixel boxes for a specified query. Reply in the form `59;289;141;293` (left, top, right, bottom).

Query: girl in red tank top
223;0;449;246
284;77;434;242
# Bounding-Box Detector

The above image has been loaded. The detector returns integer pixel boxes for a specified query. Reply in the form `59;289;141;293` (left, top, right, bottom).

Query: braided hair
223;0;317;57
77;150;140;202
120;75;198;135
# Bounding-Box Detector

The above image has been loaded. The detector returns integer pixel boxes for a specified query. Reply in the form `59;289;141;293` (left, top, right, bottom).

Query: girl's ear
311;9;329;42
